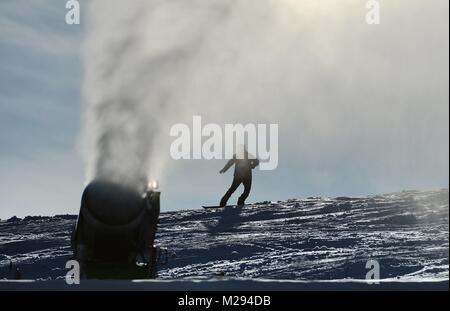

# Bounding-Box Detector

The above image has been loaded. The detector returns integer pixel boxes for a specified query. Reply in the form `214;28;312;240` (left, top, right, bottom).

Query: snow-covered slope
0;189;448;286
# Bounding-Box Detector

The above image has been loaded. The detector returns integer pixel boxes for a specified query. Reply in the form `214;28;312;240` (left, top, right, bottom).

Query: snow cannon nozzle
147;179;159;191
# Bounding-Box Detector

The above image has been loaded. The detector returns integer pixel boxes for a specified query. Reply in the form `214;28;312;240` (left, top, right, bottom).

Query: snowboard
202;204;244;209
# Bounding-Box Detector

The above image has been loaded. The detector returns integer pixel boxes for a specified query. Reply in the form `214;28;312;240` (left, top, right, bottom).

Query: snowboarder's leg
220;177;242;206
238;177;252;205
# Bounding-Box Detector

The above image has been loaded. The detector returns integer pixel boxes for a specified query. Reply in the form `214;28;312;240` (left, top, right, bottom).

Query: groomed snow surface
0;189;448;290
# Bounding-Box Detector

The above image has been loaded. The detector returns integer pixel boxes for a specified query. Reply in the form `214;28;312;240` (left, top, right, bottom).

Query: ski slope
0;189;448;290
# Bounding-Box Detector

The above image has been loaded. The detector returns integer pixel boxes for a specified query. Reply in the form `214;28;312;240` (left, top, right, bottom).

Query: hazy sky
0;0;448;219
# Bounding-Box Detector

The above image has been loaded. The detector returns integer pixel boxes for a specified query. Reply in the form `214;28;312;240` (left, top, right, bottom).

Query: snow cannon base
71;180;160;279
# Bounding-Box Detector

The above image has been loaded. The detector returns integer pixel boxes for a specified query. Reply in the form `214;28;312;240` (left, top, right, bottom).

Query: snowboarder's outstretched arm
220;158;235;174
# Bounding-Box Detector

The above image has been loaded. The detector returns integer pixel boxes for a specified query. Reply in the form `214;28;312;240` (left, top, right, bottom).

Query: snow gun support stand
71;180;161;279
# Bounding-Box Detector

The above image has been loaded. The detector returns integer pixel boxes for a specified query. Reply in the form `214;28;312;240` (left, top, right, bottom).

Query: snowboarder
219;146;259;207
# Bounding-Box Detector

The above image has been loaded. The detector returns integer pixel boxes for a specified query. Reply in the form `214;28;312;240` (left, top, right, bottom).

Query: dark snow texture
0;189;448;290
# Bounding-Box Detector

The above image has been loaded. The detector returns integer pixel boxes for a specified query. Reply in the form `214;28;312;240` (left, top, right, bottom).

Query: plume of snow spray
81;0;307;188
81;0;228;187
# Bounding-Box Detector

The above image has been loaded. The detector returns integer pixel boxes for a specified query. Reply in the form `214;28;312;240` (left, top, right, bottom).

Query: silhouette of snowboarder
219;146;259;207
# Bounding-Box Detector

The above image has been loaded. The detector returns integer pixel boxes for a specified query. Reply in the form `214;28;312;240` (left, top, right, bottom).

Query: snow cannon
71;179;160;279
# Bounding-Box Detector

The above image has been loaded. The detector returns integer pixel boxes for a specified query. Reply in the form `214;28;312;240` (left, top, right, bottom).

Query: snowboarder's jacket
220;152;259;178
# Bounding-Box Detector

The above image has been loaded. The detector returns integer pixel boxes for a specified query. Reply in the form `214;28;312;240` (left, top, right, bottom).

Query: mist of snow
81;0;448;194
